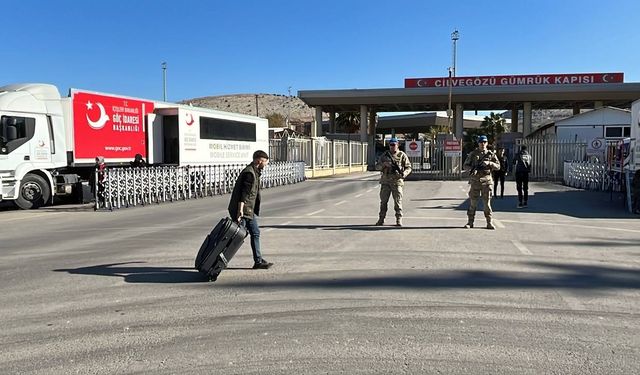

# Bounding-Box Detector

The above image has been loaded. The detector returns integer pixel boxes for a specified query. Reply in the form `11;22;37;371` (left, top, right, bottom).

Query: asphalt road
1;173;639;374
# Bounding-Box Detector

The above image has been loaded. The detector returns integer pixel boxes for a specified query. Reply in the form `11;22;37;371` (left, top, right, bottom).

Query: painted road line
0;212;65;223
511;240;532;255
334;200;347;206
264;220;293;233
355;193;363;198
306;209;326;216
365;189;374;193
492;219;505;229
500;219;640;234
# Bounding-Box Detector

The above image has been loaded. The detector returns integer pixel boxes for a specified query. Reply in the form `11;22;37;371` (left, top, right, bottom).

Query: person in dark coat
492;147;508;198
513;145;532;208
228;150;273;269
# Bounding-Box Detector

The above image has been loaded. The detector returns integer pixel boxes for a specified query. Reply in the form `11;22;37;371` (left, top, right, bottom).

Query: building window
200;117;256;142
604;126;630;138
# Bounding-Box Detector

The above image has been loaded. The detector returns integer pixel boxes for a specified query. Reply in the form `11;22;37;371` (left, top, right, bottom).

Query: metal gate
405;139;463;180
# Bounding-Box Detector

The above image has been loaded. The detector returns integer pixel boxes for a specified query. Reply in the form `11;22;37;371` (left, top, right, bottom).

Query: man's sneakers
464;222;474;229
252;259;273;269
517;202;524;209
395;218;402;227
523;202;528;208
375;218;384;226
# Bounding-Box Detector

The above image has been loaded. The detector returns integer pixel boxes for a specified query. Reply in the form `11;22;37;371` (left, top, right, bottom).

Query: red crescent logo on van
186;113;194;126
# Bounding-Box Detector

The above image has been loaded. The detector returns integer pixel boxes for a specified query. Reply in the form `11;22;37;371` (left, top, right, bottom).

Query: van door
162;115;179;164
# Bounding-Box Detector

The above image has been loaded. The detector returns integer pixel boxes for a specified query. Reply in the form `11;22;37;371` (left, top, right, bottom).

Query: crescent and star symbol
602;74;611;83
186;113;194;126
85;100;109;130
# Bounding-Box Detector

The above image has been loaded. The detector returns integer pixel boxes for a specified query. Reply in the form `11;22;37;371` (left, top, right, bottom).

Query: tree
265;113;286;128
335;112;360;133
481;112;508;145
462;112;508;155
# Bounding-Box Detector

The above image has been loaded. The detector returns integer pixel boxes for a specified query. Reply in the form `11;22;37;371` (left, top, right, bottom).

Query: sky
2;0;639;103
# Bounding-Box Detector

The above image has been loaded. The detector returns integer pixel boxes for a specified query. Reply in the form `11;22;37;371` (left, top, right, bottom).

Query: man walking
375;137;412;227
228;150;273;269
463;135;500;229
514;145;532;208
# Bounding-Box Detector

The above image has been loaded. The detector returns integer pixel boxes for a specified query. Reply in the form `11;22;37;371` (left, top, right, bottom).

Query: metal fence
269;137;368;169
94;161;305;211
520;138;587;181
563;161;627;192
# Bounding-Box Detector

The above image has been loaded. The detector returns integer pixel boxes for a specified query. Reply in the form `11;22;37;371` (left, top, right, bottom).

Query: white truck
0;83;268;209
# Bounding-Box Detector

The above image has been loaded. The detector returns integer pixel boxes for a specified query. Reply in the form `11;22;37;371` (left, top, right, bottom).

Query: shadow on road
261;224;462;231
222;262;640;291
449;188;634;219
54;262;206;283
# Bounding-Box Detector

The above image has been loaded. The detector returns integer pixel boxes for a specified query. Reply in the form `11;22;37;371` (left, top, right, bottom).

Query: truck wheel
16;174;51;209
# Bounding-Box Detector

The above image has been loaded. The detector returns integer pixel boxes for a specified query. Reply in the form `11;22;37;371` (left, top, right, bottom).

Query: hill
181;93;579;131
180;94;315;124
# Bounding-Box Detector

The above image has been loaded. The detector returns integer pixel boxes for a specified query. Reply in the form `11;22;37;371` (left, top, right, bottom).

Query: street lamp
287;86;292;128
161;62;167;101
451;29;459;77
447;66;453;134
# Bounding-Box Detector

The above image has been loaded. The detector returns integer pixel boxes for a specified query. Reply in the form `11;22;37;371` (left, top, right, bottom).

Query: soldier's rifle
385;151;404;176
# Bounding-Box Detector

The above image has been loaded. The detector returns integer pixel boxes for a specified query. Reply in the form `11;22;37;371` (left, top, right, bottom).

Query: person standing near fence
375;137;412;227
514;145;532;208
492;147;508;198
463;135;500;230
228;150;273;269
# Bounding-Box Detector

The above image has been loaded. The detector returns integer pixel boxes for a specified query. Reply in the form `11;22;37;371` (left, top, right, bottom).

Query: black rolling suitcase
195;217;247;281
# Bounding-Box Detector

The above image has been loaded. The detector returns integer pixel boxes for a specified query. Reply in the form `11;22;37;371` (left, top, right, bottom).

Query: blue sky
2;0;639;102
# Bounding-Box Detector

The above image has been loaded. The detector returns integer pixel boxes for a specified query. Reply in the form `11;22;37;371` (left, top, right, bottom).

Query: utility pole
447;67;453;134
286;86;292;128
161;62;167;101
449;29;460;136
255;94;259;116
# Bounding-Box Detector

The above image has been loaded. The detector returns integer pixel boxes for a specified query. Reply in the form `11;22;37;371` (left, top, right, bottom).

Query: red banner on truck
404;72;624;88
72;91;154;160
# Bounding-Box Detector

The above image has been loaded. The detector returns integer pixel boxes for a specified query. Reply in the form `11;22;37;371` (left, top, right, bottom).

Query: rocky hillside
501;109;576;128
180;94;315;123
182;93;578;130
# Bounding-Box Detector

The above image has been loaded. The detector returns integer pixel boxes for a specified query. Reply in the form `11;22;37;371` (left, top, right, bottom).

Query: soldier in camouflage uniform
463;135;501;229
375;137;412;227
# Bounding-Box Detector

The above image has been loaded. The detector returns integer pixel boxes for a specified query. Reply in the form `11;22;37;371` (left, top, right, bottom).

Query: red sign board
408;141;418;151
72;91;155;160
405;72;624;88
444;140;461;151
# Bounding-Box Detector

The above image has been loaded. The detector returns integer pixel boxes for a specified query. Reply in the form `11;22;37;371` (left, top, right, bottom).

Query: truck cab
0;84;68;209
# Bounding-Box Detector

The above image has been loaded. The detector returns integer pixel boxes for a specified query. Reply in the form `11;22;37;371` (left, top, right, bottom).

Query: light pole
287;86;292;128
447;66;453;134
451;29;459;77
161;62;167;101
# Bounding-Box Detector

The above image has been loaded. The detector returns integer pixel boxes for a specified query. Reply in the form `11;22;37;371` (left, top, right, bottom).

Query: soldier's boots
464;222;474;229
375;218;385;226
396;217;402;227
486;221;496;230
